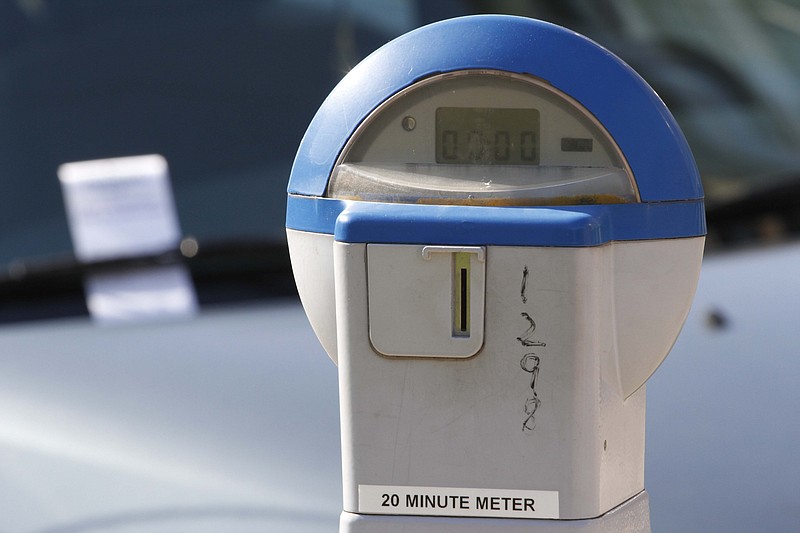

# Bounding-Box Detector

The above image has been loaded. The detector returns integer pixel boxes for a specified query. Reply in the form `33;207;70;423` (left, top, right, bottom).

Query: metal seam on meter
286;196;705;246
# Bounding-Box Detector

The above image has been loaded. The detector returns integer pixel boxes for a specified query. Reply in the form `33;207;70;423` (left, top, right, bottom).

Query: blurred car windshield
2;0;800;320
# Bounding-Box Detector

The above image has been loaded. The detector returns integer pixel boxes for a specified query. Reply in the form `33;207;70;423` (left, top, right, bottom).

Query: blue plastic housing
286;15;705;245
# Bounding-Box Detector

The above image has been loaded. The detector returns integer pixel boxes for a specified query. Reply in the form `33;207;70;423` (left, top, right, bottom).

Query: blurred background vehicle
0;0;798;531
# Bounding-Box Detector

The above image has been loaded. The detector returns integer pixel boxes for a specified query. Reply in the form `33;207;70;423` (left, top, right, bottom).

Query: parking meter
286;15;705;531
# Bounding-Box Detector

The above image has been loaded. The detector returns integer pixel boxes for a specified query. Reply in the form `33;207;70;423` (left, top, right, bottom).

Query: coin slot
454;252;471;337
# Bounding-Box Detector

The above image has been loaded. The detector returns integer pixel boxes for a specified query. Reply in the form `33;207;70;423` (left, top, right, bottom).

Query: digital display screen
436;107;540;165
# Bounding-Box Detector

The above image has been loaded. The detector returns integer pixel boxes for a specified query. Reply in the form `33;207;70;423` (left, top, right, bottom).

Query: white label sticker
358;484;559;519
58;154;182;261
58;155;197;324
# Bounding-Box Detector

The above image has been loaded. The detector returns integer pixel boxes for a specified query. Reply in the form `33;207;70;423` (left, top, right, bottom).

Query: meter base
340;490;650;532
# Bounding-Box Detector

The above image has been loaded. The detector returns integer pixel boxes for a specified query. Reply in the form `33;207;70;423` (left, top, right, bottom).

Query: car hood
646;240;800;532
0;301;342;532
1;241;799;532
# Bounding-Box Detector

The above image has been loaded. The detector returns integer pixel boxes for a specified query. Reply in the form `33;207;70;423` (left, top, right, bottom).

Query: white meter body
286;16;704;530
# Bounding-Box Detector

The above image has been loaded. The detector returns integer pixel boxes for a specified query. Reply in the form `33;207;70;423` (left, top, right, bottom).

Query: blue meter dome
286;15;705;246
288;15;702;198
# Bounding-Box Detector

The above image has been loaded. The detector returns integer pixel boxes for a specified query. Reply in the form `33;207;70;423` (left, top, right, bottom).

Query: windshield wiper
0;237;295;323
705;175;800;249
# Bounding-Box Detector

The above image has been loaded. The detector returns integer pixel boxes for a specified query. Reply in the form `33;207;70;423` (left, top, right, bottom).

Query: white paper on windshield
58;154;197;324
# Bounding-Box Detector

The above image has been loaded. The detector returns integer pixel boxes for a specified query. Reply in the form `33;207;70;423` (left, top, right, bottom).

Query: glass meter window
328;70;639;206
436;107;541;165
